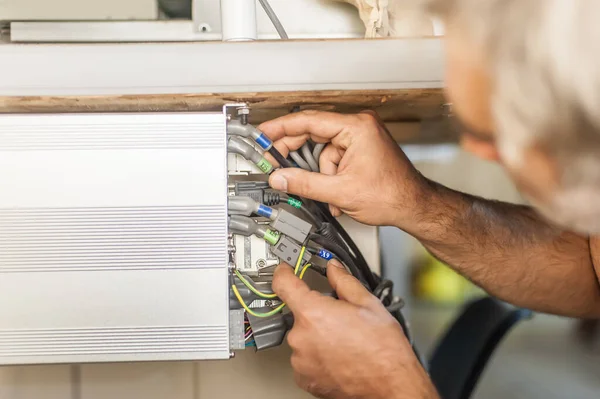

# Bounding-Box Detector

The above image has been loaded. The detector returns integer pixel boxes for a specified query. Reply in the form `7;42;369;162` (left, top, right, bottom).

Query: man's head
426;0;600;234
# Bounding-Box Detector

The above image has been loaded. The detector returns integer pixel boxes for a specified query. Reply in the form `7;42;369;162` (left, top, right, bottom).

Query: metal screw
257;259;267;269
237;107;250;125
229;351;236;359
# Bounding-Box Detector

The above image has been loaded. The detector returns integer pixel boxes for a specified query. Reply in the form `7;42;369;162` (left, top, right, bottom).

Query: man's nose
460;136;501;162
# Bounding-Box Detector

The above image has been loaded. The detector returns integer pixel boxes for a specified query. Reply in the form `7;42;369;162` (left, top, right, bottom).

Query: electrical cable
289;150;311;170
232;246;307;318
232;286;286;318
269;146;294;168
312;143;326;162
258;0;289;40
315;204;379;289
234;270;277;299
301;143;320;172
373;279;393;300
308;234;365;284
299;263;312;280
293;246;307;275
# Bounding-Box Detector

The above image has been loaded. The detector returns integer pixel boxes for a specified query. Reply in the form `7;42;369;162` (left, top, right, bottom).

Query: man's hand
259;110;430;230
273;261;439;399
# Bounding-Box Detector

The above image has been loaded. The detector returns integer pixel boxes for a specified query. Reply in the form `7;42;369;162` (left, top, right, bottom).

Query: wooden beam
0;88;446;122
0;88;458;143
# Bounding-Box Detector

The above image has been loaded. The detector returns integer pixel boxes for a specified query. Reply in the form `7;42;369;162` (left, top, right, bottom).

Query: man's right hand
259;110;431;230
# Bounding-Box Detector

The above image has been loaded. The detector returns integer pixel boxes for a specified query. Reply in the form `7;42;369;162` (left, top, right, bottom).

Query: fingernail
328;259;345;269
270;174;288;192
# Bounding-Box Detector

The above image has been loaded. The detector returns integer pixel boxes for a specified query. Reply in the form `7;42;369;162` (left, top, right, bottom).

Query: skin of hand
273;260;439;399
259;110;429;232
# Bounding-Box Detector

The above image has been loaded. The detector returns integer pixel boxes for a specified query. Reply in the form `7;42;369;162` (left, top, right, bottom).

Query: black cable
309;233;367;285
315;205;378;289
373;279;394;300
269;147;294;169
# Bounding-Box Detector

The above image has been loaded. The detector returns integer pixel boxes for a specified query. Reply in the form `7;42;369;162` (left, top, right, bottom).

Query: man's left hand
273;260;439;399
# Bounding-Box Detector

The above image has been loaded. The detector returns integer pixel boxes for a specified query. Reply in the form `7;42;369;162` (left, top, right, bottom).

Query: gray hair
426;0;600;232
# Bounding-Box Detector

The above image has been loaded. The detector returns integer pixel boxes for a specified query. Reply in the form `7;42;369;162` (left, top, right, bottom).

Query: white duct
220;0;258;41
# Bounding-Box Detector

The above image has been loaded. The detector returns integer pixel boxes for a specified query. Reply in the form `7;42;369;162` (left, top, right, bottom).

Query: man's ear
505;145;559;203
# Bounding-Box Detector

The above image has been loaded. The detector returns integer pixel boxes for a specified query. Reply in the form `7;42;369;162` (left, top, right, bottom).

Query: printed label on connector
256;158;274;174
318;249;334;260
263;229;280;245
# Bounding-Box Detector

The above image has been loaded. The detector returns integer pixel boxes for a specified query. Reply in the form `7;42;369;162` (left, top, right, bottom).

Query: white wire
301;143;319;172
312;143;326;163
290;150;311;170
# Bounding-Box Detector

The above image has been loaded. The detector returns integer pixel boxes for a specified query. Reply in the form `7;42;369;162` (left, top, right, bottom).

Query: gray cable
227;137;263;164
301;143;319;172
258;0;289;40
312;143;326;162
289;150;311;170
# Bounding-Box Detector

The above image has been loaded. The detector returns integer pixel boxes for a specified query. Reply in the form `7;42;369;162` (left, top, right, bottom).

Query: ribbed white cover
0;112;230;365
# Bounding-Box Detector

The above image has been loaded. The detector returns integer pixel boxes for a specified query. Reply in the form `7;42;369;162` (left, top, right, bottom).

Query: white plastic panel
0;39;444;96
0;0;157;20
0;112;230;365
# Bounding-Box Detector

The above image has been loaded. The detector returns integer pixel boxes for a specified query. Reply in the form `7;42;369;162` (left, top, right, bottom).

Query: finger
272;264;312;310
273;135;311;158
258;110;356;149
319;144;342;177
329;205;343;217
269;168;347;206
265;135;311;167
326;260;378;308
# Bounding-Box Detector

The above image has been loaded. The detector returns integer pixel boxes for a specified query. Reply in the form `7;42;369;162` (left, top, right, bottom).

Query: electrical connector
235;181;281;206
270;209;312;243
227;119;273;151
229;309;246;350
228;215;280;245
270;235;312;266
227;136;273;174
228;196;275;219
247;311;294;351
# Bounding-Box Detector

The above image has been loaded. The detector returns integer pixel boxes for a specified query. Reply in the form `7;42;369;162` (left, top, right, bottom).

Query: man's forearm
406;180;600;318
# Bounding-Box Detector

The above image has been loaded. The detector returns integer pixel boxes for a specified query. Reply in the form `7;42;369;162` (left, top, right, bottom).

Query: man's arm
260;110;600;318
414;182;600;318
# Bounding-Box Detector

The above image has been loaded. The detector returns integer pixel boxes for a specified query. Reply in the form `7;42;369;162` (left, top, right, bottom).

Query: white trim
10;21;364;43
11;22;222;43
0;38;444;96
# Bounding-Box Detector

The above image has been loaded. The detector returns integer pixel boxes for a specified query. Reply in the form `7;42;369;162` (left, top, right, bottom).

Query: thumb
327;260;378;308
269;168;344;206
272;263;312;311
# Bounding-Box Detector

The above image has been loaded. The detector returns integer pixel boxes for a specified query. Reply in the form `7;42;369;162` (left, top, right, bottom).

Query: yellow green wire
233;247;309;318
294;246;307;275
232;284;287;318
234;269;278;299
299;263;312;280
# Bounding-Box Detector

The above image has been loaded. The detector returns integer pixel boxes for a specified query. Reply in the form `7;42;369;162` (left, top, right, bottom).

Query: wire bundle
232;247;311;318
227;2;418;359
